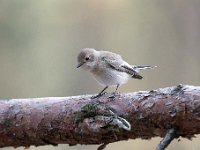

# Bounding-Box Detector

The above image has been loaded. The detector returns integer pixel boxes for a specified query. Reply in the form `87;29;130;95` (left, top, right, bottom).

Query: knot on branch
74;104;131;133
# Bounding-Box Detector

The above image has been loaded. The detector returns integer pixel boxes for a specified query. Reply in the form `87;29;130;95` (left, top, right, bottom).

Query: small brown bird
77;48;156;98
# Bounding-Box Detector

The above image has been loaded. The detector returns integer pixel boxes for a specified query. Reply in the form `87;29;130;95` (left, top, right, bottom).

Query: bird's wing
101;53;143;79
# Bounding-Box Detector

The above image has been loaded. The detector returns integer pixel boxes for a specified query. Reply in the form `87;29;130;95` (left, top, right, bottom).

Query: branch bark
0;85;200;149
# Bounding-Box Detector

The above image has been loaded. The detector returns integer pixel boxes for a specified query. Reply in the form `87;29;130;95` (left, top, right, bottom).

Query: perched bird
77;48;156;98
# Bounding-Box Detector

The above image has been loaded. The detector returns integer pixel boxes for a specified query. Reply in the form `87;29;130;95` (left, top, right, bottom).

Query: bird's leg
91;86;108;99
114;84;120;95
108;84;120;99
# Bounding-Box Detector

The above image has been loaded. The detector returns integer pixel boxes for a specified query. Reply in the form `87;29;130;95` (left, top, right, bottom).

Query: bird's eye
85;57;89;61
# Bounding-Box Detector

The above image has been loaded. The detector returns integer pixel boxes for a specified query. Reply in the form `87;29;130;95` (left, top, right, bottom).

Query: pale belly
91;69;131;86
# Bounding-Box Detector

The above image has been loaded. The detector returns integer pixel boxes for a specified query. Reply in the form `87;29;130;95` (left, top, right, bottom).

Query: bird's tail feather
133;65;157;72
132;72;143;79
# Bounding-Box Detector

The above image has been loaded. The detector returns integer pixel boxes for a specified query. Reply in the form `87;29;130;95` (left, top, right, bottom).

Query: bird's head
77;48;98;71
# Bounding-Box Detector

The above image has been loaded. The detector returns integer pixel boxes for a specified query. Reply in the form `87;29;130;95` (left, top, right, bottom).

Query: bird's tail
132;65;157;72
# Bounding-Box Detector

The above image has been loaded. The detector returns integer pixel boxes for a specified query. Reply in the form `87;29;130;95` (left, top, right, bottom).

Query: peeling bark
0;85;200;148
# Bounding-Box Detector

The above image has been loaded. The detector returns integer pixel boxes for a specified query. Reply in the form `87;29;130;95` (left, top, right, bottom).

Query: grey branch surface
0;85;200;148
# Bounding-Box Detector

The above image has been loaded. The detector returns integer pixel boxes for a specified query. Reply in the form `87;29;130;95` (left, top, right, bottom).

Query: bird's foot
91;92;107;99
108;91;120;99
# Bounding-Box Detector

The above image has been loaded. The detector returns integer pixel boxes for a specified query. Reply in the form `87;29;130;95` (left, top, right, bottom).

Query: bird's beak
76;62;84;68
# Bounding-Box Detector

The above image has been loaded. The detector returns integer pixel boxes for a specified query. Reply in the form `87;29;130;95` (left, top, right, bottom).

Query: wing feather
101;52;143;79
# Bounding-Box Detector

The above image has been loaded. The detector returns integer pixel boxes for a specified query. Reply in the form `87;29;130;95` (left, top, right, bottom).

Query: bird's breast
91;68;130;86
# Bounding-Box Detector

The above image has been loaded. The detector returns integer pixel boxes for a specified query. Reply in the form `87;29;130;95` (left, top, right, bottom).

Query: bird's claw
91;92;107;99
108;91;120;99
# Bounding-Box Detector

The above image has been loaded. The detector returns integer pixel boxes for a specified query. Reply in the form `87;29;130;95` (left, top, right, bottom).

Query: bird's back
99;51;123;62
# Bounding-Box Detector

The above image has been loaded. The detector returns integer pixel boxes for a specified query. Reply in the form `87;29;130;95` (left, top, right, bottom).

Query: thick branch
0;85;200;148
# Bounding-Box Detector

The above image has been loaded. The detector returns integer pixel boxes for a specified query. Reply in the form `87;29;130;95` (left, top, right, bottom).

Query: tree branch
0;85;200;149
155;128;177;150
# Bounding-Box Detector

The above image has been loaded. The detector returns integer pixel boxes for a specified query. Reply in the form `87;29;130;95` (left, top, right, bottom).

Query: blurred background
0;0;200;150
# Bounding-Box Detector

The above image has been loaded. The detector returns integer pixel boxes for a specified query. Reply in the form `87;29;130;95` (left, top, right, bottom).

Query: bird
77;48;156;98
